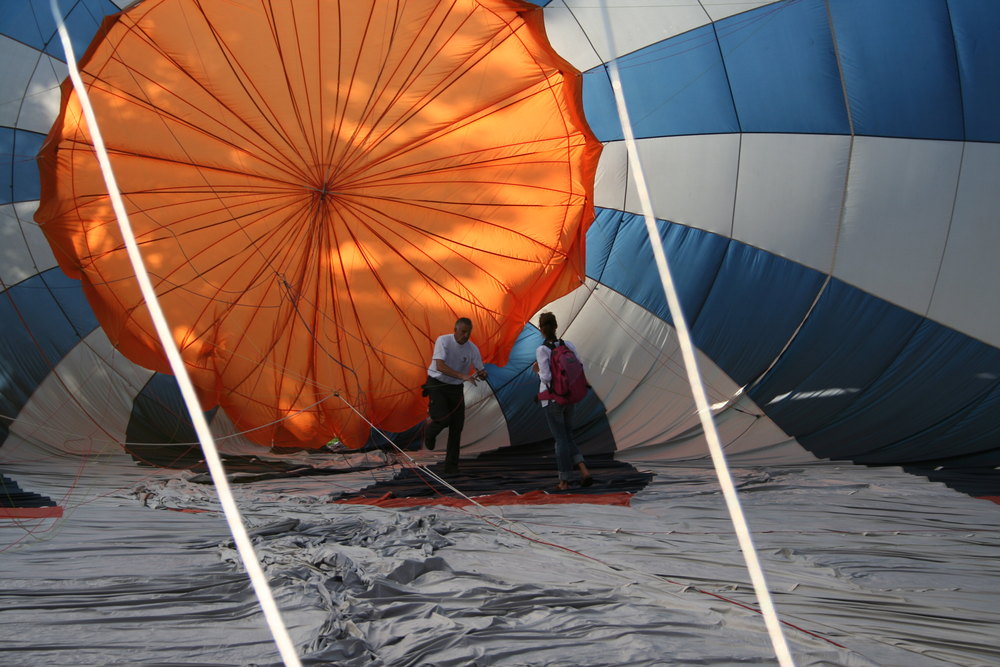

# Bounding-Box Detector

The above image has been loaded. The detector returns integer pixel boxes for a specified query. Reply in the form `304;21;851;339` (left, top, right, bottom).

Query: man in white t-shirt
422;317;487;473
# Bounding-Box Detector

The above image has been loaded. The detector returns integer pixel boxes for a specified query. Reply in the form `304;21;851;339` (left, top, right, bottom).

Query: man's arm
434;359;483;382
471;348;488;380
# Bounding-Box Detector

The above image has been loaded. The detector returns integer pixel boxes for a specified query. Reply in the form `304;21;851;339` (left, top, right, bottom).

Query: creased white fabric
1;451;998;666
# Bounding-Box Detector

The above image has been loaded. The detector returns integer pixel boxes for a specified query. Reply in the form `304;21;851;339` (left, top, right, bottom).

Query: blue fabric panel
903;464;1000;497
582;23;739;141
749;279;1000;466
801;318;1000;463
748;279;923;433
0;0;118;59
581;0;981;142
863;376;1000;465
126;373;201;445
124;373;220;467
580;69;621;142
586;209;729;327
0;473;57;508
926;382;1000;463
719;0;850;135
0;269;98;443
0;129;44;205
365;422;424;451
691;243;826;385
830;0;964;140
584;208;626;281
947;0;1000;142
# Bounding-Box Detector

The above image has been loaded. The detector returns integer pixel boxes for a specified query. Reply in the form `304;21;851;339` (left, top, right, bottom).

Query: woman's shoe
580;476;594;487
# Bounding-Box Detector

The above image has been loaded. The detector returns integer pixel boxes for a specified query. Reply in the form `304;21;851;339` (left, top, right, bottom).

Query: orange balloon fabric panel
35;0;601;448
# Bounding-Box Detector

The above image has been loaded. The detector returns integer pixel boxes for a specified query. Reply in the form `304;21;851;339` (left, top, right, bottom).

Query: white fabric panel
542;0;782;72
0;37;65;133
544;0;712;71
928;142;1000;348
732;133;850;273
627;135;740;237
0;201;58;285
834;136;963;315
538;282;695;450
11;330;154;458
593;139;628;211
455;375;511;454
714;435;822;465
617;392;811;464
201;408;275;455
579;291;715;452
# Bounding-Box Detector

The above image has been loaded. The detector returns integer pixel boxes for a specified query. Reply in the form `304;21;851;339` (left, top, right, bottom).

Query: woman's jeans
544;402;584;481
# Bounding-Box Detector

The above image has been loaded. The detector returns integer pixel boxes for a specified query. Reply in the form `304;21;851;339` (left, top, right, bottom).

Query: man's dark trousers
423;376;465;471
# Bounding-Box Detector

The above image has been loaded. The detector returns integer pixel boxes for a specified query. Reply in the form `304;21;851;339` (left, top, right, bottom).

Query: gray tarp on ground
1;447;998;666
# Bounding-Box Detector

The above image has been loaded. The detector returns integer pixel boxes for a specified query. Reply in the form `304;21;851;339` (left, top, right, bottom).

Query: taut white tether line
595;2;795;665
49;4;303;666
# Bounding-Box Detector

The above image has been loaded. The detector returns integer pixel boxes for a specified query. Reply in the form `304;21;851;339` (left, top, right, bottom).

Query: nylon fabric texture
34;0;601;449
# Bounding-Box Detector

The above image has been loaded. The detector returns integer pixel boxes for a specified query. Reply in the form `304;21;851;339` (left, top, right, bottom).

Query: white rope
595;3;795;665
48;4;302;665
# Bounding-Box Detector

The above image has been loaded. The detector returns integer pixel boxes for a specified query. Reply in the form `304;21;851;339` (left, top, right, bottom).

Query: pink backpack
539;340;589;404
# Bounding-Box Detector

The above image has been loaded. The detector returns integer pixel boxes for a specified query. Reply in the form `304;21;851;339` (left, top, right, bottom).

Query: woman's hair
538;311;558;335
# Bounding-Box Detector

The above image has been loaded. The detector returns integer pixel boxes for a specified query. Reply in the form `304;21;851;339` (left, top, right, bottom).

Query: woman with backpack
533;311;593;491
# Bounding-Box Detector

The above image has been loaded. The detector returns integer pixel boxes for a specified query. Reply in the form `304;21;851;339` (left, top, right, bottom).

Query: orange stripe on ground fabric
0;507;64;519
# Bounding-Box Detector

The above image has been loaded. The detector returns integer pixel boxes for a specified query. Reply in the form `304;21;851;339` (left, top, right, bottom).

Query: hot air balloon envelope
35;0;601;449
